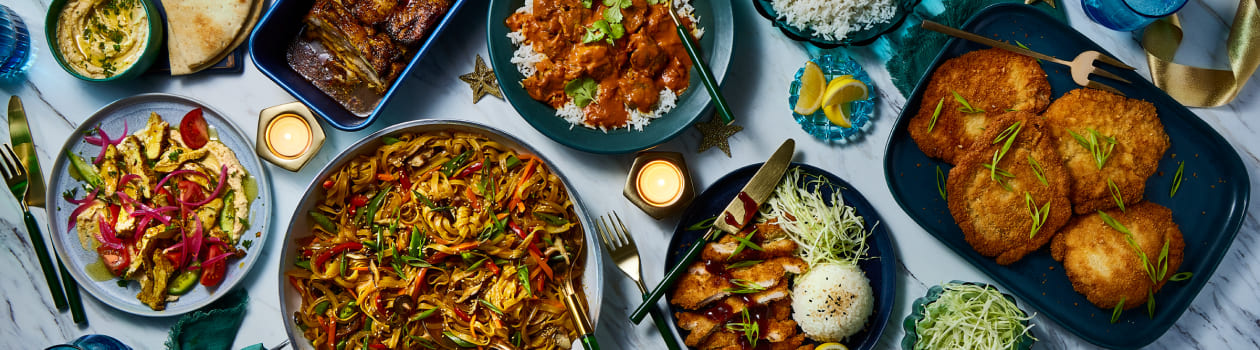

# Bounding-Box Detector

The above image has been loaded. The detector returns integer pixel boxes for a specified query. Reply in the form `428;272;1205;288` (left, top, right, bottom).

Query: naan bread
164;0;257;75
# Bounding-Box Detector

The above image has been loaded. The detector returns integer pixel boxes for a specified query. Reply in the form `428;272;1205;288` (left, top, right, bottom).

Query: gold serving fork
922;20;1134;95
557;235;600;350
596;212;681;350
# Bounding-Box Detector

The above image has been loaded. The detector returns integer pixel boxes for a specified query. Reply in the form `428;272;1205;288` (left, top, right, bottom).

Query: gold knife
629;139;795;323
9;96;86;324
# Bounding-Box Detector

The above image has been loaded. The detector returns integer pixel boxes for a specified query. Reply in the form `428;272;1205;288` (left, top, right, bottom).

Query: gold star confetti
460;54;502;103
1025;0;1056;8
694;114;742;157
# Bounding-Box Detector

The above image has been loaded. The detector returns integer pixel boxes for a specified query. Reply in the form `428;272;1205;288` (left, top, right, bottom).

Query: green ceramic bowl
487;0;734;154
901;281;1036;350
45;0;164;81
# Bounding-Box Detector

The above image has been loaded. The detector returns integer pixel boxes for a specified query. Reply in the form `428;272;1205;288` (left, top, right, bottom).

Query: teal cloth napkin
884;0;1067;96
165;289;250;350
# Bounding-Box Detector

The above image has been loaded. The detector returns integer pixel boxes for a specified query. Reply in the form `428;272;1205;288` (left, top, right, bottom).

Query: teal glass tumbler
1082;0;1187;31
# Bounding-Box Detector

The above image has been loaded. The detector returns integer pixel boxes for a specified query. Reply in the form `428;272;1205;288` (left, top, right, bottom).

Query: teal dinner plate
752;0;920;47
486;0;734;154
664;163;897;350
882;4;1250;349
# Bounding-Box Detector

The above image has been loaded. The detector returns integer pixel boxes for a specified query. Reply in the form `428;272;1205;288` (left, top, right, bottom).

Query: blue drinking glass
1082;0;1187;31
44;334;133;350
0;4;34;81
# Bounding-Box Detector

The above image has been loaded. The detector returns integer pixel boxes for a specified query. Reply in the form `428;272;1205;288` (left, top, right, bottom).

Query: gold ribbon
1141;0;1260;107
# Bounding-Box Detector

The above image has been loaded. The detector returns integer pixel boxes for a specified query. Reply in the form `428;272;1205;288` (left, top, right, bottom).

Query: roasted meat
386;0;450;45
304;0;409;92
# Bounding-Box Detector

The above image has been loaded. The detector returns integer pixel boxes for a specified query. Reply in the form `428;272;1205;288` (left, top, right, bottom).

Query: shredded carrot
451;241;480;251
529;249;553;280
508;158;537;212
540;298;566;310
352;266;372;272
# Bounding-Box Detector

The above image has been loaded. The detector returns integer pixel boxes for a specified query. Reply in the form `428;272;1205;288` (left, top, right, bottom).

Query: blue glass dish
788;54;876;144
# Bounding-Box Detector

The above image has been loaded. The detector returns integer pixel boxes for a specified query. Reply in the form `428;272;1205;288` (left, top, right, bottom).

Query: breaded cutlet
908;48;1052;163
1051;202;1185;310
947;111;1072;265
1042;88;1168;214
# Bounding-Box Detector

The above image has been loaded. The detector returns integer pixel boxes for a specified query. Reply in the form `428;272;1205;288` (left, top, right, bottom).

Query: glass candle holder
623;152;694;219
257;102;325;171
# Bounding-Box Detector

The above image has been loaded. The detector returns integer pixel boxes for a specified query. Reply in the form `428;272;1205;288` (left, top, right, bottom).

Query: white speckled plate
45;93;273;317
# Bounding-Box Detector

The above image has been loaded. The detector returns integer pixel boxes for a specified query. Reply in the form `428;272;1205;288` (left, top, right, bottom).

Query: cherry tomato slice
201;245;226;287
97;245;130;276
179;108;210;149
178;180;206;204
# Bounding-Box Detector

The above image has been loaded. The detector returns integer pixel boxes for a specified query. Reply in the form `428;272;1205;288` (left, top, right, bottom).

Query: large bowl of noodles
278;120;603;349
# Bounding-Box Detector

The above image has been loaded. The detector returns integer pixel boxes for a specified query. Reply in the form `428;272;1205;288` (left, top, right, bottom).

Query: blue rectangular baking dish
882;3;1250;349
249;0;468;131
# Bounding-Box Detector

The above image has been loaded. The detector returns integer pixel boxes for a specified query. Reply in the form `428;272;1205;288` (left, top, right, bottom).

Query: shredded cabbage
915;283;1037;350
760;167;872;266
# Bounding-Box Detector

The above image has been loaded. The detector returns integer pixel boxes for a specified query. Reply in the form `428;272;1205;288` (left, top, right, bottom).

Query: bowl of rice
487;0;734;154
753;0;922;47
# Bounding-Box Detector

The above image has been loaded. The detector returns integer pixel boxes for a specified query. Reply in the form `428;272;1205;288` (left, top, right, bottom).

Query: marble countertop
2;0;1257;348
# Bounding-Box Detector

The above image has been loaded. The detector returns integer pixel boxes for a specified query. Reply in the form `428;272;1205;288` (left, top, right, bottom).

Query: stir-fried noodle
288;131;584;349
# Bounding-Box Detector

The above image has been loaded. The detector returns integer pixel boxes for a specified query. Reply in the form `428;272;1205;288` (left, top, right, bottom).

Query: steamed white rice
792;262;875;342
770;0;896;41
508;0;702;131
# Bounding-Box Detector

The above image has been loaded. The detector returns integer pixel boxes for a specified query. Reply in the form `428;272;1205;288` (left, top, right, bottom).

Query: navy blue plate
882;4;1250;349
665;163;897;350
249;0;468;131
486;0;734;154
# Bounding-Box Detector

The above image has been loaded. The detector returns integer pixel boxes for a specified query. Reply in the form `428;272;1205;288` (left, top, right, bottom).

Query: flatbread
164;0;257;75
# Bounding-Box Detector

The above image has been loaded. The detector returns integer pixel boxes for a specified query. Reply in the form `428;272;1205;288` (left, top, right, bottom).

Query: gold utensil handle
921;20;1073;67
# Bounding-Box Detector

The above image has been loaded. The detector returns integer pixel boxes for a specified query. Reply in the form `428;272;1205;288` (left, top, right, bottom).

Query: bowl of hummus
46;0;163;81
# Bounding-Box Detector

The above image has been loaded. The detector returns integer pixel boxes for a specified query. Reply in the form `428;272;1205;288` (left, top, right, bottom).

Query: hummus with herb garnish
55;0;149;79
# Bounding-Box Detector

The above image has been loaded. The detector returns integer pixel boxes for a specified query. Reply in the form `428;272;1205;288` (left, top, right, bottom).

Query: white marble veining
2;0;1258;349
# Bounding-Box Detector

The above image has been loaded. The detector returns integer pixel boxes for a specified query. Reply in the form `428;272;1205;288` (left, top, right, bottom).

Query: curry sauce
507;0;696;129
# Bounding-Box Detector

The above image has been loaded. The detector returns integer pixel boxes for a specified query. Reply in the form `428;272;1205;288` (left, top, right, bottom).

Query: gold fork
597;212;681;350
557;236;600;350
1;144;86;323
921;20;1133;95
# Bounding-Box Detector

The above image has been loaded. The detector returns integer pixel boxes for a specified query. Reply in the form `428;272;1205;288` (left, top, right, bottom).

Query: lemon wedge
816;343;850;350
793;61;826;115
820;76;867;127
823;101;853;128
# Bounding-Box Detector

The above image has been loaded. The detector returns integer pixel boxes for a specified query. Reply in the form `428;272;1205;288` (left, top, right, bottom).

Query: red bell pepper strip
313;242;364;272
453;307;472;322
485;259;500;276
507;158;538;211
509;221;553;280
452;161;483;180
326;317;336;349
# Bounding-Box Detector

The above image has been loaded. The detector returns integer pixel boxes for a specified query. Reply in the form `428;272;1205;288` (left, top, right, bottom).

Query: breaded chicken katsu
671;222;814;349
909;48;1052;163
947;112;1072;264
1051;202;1185;310
1042;88;1169;214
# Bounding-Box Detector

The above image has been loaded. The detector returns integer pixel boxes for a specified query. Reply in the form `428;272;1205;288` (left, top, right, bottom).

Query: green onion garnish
1169;272;1193;282
724;279;767;294
928;97;944;133
1025;192;1050;239
936;166;947;200
728;230;763;260
951;91;985;114
726;260;762;269
1170;161;1185;197
1068;128;1117;169
1111;296;1125;323
1108;178;1125;212
1027;155;1047;186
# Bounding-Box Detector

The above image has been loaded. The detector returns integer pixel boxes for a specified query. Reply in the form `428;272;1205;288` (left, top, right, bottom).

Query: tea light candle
623;152;694;219
636;160;683;206
266;114;311;159
257;102;325;172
